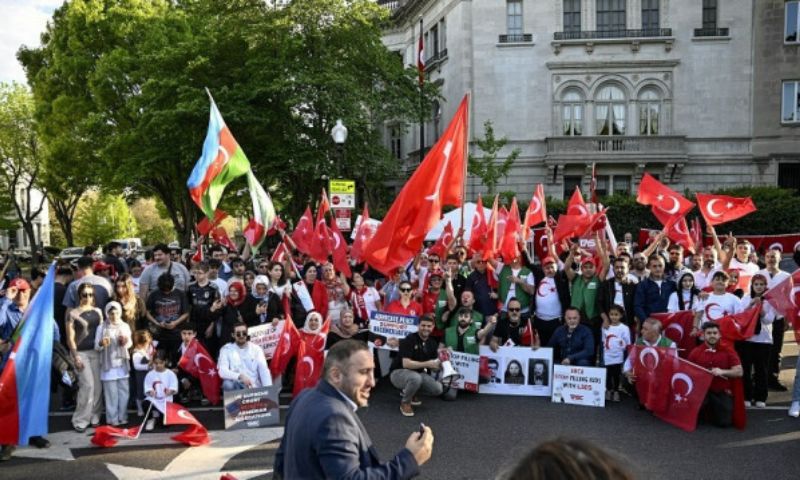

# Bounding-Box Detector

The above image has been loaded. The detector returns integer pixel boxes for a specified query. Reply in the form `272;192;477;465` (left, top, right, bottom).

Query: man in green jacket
441;307;480;400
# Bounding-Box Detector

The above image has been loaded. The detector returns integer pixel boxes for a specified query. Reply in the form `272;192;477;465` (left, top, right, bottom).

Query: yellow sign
329;179;356;194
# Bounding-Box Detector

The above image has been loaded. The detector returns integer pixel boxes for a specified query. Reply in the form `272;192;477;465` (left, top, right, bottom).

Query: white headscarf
251;275;270;299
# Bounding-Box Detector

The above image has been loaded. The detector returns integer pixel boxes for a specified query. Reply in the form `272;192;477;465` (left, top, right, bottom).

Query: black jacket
597;278;637;328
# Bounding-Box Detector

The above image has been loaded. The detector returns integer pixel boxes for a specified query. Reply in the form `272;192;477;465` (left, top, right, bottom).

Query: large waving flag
0;263;55;445
187;97;251;219
243;170;277;249
363;94;469;275
696;193;757;226
637;173;694;229
178;338;222;405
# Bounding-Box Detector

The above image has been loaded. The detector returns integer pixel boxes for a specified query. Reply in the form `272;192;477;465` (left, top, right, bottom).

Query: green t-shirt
570;275;600;320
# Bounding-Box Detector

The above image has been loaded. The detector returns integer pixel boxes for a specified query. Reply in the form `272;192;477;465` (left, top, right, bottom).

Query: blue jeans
792;355;800;403
103;377;130;425
223;379;246;391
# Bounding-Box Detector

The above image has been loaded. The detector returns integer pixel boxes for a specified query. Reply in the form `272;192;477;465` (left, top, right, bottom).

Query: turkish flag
163;402;210;446
469;195;488;254
328;215;352;278
637;173;694;227
499;198;521;263
567;187;588;216
91;424;142;448
654;355;714;432
350;204;376;263
652;212;695;254
196;209;228;236
690;217;703;251
211;226;237;253
482;195;500;260
652;311;697;357
630;345;677;414
532;227;549;261
520;318;537;346
417;27;425;86
696;193;757;226
178;338;222;405
191;237;204;264
293;318;330;396
290;207;315;255
553;212;600;244
764;275;796;320
271;241;291;263
362;94;468;276
270;296;301;378
429;221;454;259
522;184;547;240
267;215;287;236
718;304;762;344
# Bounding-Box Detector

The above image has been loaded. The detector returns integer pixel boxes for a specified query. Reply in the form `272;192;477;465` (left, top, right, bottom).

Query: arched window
562;90;584;136
595;85;626;135
638;88;661;135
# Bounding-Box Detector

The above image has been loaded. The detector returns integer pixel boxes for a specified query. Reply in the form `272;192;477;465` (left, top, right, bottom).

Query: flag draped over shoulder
363;94;469;276
0;263;55;445
187;99;251;219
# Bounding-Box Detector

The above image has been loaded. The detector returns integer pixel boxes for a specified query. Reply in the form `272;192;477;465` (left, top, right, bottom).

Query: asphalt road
3;345;799;480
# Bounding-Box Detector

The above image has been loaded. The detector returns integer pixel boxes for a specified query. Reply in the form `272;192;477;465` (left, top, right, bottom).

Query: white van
112;238;143;254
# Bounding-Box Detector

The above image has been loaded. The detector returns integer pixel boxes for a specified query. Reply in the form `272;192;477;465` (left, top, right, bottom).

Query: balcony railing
376;0;402;11
545;136;686;156
424;48;448;69
499;33;533;43
693;27;729;37
553;28;672;40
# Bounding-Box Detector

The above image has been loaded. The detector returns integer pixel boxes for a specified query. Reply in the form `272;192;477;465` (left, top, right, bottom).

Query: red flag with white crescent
630;345;677;414
293;318;330;396
499;198;521;263
651;310;697;357
469;194;488;254
429;221;454;259
696;193;757;226
290;207;315;255
270;298;301;379
350;204;376;263
522;184;547;240
178;338;222;405
654;355;714;432
163;402;210;446
717;304;762;345
636;173;695;228
328;214;352;278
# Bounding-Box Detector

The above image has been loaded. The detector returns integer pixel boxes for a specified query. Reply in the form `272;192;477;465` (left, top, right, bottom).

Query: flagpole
204;87;215;104
461;91;472;239
135;401;154;439
418;16;425;167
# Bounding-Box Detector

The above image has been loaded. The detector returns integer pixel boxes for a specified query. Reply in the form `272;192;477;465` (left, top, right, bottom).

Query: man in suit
274;340;434;479
597;256;638;331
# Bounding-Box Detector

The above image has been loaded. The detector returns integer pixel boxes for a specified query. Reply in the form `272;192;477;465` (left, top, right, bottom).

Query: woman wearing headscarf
244;274;283;327
212;281;246;346
95;302;132;426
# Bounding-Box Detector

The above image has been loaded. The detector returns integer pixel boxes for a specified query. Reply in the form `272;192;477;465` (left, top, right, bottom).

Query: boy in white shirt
693;271;743;335
603;305;632;402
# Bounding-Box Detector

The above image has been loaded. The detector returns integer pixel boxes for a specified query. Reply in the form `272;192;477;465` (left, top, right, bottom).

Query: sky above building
0;0;60;85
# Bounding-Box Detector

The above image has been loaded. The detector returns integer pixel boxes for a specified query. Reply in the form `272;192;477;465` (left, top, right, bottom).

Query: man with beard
630;252;649;282
390;315;442;417
665;244;692;284
634;255;676;327
532;256;570;347
441;307;481;400
688;322;743;427
598;257;637;331
465;255;498;318
489;298;528;351
693;246;720;291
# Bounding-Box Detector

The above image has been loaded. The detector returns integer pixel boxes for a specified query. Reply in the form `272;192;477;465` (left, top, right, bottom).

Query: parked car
58;247;85;265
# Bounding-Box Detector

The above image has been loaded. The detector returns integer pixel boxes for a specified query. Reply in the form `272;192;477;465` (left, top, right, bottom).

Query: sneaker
29;436;50;449
145;419;155;431
788;401;800;418
605;391;612;401
74;425;86;433
755;401;767;408
400;403;415;417
743;400;752;407
90;416;101;427
137;408;144;417
410;396;422;407
0;445;16;462
768;381;788;392
612;391;621;403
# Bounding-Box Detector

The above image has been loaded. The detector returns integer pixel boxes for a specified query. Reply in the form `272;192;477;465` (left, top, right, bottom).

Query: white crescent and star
639;347;660;370
657;194;680;215
673;219;688;236
425;141;453;202
671;372;694;399
706;199;725;218
665;322;685;341
530;196;541;215
301;356;315;379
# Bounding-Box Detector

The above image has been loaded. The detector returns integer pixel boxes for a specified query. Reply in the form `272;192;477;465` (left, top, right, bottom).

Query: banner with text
248;321;283;360
478;346;553;397
368;311;419;351
223;385;281;430
551;365;607;408
448;351;480;392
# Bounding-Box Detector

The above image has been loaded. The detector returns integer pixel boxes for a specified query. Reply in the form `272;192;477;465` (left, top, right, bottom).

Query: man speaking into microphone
274;339;434;479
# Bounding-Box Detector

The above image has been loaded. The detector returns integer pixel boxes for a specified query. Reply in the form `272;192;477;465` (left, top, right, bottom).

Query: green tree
468;120;520;195
20;0;435;246
0;82;49;267
131;197;176;245
73;192;138;246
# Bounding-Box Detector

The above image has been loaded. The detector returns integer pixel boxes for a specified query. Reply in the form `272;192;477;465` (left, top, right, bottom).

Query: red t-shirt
385;300;423;317
688;344;741;393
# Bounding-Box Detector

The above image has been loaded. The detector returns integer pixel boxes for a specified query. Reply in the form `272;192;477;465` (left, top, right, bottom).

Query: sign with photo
478;346;553;397
551;365;607;408
223;385;281;430
368;311;419;351
447;351;480;392
248;321;283;360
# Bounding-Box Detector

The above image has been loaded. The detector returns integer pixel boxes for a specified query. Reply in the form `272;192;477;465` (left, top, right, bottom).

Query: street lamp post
331;119;348;177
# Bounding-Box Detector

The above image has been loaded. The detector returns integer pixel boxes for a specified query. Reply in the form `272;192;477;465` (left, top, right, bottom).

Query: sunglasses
508;308;521;312
234;331;248;337
429;259;440;263
399;287;412;292
81;293;94;298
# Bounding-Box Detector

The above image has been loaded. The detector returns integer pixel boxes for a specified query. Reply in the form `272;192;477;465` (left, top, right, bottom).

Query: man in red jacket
688;322;743;427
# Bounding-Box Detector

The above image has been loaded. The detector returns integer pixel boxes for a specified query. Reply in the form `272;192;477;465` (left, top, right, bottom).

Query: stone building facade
379;0;800;199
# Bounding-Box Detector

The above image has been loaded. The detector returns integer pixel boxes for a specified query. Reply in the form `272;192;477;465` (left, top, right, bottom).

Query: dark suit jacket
597;278;637;328
274;380;420;480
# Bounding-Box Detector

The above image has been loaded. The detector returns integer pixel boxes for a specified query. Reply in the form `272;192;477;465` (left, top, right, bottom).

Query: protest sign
368;311;419;351
551;365;607;408
447;351;480;392
248;321;283;360
223;385;281;430
478;346;553;397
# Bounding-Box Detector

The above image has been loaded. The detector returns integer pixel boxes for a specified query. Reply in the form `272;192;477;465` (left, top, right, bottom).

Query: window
562;90;584;136
507;0;523;36
390;126;403;160
778;163;800;191
787;1;799;43
563;176;583;199
564;0;581;33
783;81;800;123
641;0;659;31
595;85;626;136
597;0;626;32
702;0;717;30
430;24;439;58
612;175;631;195
439;18;447;52
638;89;661;135
594;175;610;197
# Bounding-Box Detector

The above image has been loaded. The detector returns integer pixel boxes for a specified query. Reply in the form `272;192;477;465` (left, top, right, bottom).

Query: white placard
248;321;283;360
367;311;419;351
448;351;480;392
478;346;553;397
551;365;607;408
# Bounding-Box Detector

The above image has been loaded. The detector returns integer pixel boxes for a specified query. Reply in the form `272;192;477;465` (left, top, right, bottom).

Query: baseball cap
541;256;557;266
93;261;112;272
8;278;30;290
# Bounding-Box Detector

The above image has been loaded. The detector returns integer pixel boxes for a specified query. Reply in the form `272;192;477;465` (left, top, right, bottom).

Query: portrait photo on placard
527;359;549;386
503;359;526;385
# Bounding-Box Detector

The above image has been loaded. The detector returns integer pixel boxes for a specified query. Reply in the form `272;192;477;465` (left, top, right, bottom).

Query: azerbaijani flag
0;263;55;445
243;169;276;249
187;98;251;219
